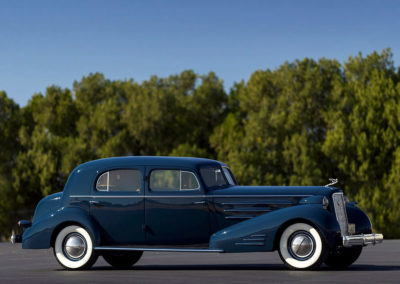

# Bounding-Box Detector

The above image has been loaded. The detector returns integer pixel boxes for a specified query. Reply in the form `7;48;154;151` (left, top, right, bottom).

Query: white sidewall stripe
55;225;93;269
279;223;322;269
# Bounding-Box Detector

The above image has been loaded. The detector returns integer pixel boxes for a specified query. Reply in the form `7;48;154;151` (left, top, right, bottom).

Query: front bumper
343;233;383;247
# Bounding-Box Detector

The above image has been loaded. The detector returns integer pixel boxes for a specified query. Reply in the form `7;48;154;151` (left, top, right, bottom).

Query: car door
144;167;210;246
89;167;145;245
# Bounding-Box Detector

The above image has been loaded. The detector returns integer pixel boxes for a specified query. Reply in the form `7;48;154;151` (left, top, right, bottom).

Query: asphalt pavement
1;240;399;283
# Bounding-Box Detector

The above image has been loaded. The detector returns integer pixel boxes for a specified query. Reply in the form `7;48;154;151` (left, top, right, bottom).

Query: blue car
12;156;383;270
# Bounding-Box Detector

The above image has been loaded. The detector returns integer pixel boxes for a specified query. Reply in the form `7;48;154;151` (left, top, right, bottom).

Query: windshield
222;166;237;185
200;166;228;188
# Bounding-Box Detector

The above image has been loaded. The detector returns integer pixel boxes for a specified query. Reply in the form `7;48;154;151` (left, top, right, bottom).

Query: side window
150;170;180;191
150;170;200;191
181;171;199;190
96;170;141;192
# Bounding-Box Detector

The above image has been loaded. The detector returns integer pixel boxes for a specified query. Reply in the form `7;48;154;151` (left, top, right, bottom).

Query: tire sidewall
279;223;325;270
54;225;94;269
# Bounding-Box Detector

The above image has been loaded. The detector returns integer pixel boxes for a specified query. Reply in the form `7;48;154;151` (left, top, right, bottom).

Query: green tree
322;49;400;237
123;70;227;156
212;58;344;186
12;87;78;216
0;91;20;237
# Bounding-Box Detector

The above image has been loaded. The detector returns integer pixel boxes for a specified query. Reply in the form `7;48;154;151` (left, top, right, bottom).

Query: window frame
149;169;201;192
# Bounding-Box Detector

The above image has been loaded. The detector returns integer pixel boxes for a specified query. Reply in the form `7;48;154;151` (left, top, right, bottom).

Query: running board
94;246;224;253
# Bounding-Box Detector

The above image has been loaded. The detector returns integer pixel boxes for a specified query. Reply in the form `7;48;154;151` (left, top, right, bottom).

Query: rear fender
209;204;340;252
22;207;100;249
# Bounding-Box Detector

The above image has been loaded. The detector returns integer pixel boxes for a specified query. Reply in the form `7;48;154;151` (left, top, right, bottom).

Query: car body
12;156;383;270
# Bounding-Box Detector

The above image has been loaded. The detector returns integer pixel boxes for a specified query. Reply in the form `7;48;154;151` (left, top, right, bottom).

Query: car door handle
89;200;104;207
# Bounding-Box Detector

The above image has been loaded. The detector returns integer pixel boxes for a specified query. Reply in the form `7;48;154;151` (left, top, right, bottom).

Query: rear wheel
54;225;98;270
324;246;362;268
103;251;143;269
278;223;327;270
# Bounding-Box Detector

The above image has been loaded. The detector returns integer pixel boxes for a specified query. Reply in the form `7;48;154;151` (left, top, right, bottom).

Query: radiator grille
332;192;349;236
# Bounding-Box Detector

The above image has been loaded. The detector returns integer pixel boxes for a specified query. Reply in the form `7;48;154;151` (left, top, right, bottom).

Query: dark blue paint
20;156;373;253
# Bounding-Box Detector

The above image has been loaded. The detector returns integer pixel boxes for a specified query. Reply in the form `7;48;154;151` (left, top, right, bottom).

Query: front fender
209;204;340;252
22;207;100;249
347;204;372;234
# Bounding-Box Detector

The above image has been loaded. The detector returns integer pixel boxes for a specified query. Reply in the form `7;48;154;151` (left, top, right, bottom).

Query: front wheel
102;251;143;269
324;246;362;268
278;223;327;270
54;225;98;270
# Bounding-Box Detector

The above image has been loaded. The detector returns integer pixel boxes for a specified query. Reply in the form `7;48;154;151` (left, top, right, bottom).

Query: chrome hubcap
290;233;314;258
63;233;86;259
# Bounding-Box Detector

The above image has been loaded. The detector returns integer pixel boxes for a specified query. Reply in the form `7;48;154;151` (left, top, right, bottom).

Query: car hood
208;185;340;197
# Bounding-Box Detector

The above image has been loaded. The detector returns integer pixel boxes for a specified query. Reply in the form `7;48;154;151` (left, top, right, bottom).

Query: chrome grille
332;192;349;236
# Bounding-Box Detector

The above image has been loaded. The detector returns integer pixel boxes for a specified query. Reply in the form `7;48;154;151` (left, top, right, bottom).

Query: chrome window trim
96;171;109;191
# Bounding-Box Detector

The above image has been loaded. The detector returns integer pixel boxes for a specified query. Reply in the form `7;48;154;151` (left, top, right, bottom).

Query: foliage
0;49;399;238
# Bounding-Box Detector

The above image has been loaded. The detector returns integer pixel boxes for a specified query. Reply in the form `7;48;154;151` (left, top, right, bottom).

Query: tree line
1;49;399;239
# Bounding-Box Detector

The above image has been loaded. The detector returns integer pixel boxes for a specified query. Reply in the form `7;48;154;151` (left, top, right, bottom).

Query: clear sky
1;0;399;106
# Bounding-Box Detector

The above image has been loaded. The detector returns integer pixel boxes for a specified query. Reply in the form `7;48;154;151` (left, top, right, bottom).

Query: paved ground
0;240;399;283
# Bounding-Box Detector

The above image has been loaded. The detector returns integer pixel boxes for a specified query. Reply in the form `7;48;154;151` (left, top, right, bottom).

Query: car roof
75;156;227;171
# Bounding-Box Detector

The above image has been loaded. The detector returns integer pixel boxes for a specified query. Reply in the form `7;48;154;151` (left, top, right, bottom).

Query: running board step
94;246;224;253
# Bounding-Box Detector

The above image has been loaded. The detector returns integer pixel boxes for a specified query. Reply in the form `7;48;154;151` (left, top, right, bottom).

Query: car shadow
86;263;400;272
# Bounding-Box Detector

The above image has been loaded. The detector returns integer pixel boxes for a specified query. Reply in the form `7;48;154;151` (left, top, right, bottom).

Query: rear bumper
10;220;32;244
343;233;383;247
10;233;22;244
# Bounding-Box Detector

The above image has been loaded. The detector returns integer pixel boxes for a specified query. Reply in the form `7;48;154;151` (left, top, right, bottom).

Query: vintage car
11;156;383;270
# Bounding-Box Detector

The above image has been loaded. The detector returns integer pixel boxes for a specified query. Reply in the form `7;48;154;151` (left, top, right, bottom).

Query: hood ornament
325;178;338;187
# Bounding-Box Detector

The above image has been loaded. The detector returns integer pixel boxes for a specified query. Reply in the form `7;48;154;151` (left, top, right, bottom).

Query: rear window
200;166;229;188
96;169;141;192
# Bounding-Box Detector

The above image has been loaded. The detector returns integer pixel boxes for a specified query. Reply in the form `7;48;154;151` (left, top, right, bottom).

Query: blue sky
1;0;399;106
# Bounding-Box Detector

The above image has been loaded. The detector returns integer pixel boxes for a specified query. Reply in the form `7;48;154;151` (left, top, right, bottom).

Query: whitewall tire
278;223;327;270
54;225;98;270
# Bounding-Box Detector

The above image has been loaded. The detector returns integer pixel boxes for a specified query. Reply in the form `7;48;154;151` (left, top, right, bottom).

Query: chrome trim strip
214;195;311;198
220;201;295;206
94;246;223;253
249;234;266;237
70;194;311;199
235;242;264;246
70;195;143;198
242;238;265;241
225;216;254;219
223;208;272;213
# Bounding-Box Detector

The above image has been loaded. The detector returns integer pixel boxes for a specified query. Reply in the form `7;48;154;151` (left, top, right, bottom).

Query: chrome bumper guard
343;233;384;247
